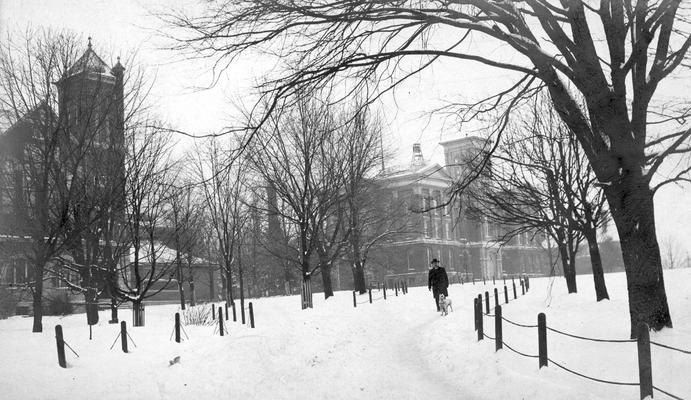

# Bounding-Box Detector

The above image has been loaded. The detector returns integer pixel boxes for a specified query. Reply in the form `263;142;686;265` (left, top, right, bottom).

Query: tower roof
64;37;111;78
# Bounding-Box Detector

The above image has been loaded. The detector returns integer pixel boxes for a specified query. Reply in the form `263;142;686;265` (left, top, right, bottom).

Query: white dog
439;294;453;316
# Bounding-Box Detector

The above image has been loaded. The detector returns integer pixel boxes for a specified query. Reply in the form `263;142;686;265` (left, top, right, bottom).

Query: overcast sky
2;0;690;255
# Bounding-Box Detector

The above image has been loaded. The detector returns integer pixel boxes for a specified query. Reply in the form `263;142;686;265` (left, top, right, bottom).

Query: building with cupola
360;137;547;288
0;39;127;311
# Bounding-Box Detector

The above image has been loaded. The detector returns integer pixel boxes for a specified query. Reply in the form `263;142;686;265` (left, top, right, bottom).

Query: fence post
526;276;530;291
55;325;66;368
472;277;476;285
219;307;224;337
513;282;517;299
483;276;486;285
369;289;372;304
212;304;216;320
225;302;229;321
503;276;506;285
504;285;509;304
175;313;181;343
474;298;479;331
395;283;398;297
494;288;499;308
538;313;547;368
232;301;237;322
495;305;503;351
484;291;490;314
637;323;653;400
383;285;387;300
477;300;484;341
493;276;496;285
249;302;255;328
521;280;525;295
353;291;357;308
120;321;128;353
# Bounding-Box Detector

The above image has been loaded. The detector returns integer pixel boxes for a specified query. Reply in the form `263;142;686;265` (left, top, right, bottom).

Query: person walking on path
428;259;449;312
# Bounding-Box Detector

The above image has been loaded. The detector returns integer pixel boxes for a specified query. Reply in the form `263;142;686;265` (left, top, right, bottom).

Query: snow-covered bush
181;304;214;326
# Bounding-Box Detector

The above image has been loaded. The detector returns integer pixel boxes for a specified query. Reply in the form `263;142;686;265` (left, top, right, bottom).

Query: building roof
62;38;112;80
0;100;57;142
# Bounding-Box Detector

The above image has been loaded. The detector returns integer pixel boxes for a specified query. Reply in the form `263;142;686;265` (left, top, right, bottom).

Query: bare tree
164;1;691;336
193;138;249;303
661;236;683;270
245;96;345;307
467;97;610;300
0;29;127;332
109;124;177;326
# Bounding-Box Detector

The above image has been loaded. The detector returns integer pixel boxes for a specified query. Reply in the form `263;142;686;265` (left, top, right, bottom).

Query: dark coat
428;266;449;293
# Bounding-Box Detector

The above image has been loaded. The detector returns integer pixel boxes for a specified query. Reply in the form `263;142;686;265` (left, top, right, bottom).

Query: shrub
47;293;73;316
0;286;20;319
181;304;214;326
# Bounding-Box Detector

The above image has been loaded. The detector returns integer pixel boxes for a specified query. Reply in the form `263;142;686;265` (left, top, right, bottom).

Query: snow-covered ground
1;269;690;400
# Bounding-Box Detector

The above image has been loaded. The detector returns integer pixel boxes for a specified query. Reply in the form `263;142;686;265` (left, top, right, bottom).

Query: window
423;219;429;238
4;259;31;285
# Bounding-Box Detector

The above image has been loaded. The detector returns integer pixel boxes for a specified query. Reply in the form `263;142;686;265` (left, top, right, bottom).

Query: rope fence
472;281;688;400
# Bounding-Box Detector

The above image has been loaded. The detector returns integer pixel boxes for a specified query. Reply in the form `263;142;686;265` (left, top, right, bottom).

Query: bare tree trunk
606;183;671;337
320;262;334;299
31;261;44;333
583;226;609;301
555;236;577;293
352;261;366;294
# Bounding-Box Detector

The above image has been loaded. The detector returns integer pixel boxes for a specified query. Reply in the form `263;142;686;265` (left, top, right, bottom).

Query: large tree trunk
31;261;44;333
605;182;672;338
554;230;577;293
352;261;366;294
583;226;609;301
321;262;334;299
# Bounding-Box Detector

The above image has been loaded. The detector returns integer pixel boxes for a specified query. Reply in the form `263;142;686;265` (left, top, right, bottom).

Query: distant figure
428;259;449;312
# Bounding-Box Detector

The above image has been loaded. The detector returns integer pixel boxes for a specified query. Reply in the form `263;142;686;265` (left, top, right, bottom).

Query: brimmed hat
431;258;439;264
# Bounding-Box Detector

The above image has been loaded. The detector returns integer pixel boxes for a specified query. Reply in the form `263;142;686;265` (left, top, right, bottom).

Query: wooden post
55;325;66;368
503;276;506;285
526;276;530;291
483;276;486;285
637;323;653;400
521;280;525;295
484;291;490;315
175;313;181;343
212;304;216;320
353;291;357;308
477;299;484;341
395;283;398;296
495;305;503;351
218;307;224;337
241;301;246;325
504;285;509;304
472;277;475;285
383;285;387;300
493;276;495;285
473;298;478;331
369;289;372;304
513;282;517;299
231;301;237;322
249;302;255;328
225;302;229;321
494;287;499;308
538;313;547;368
120;321;128;353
